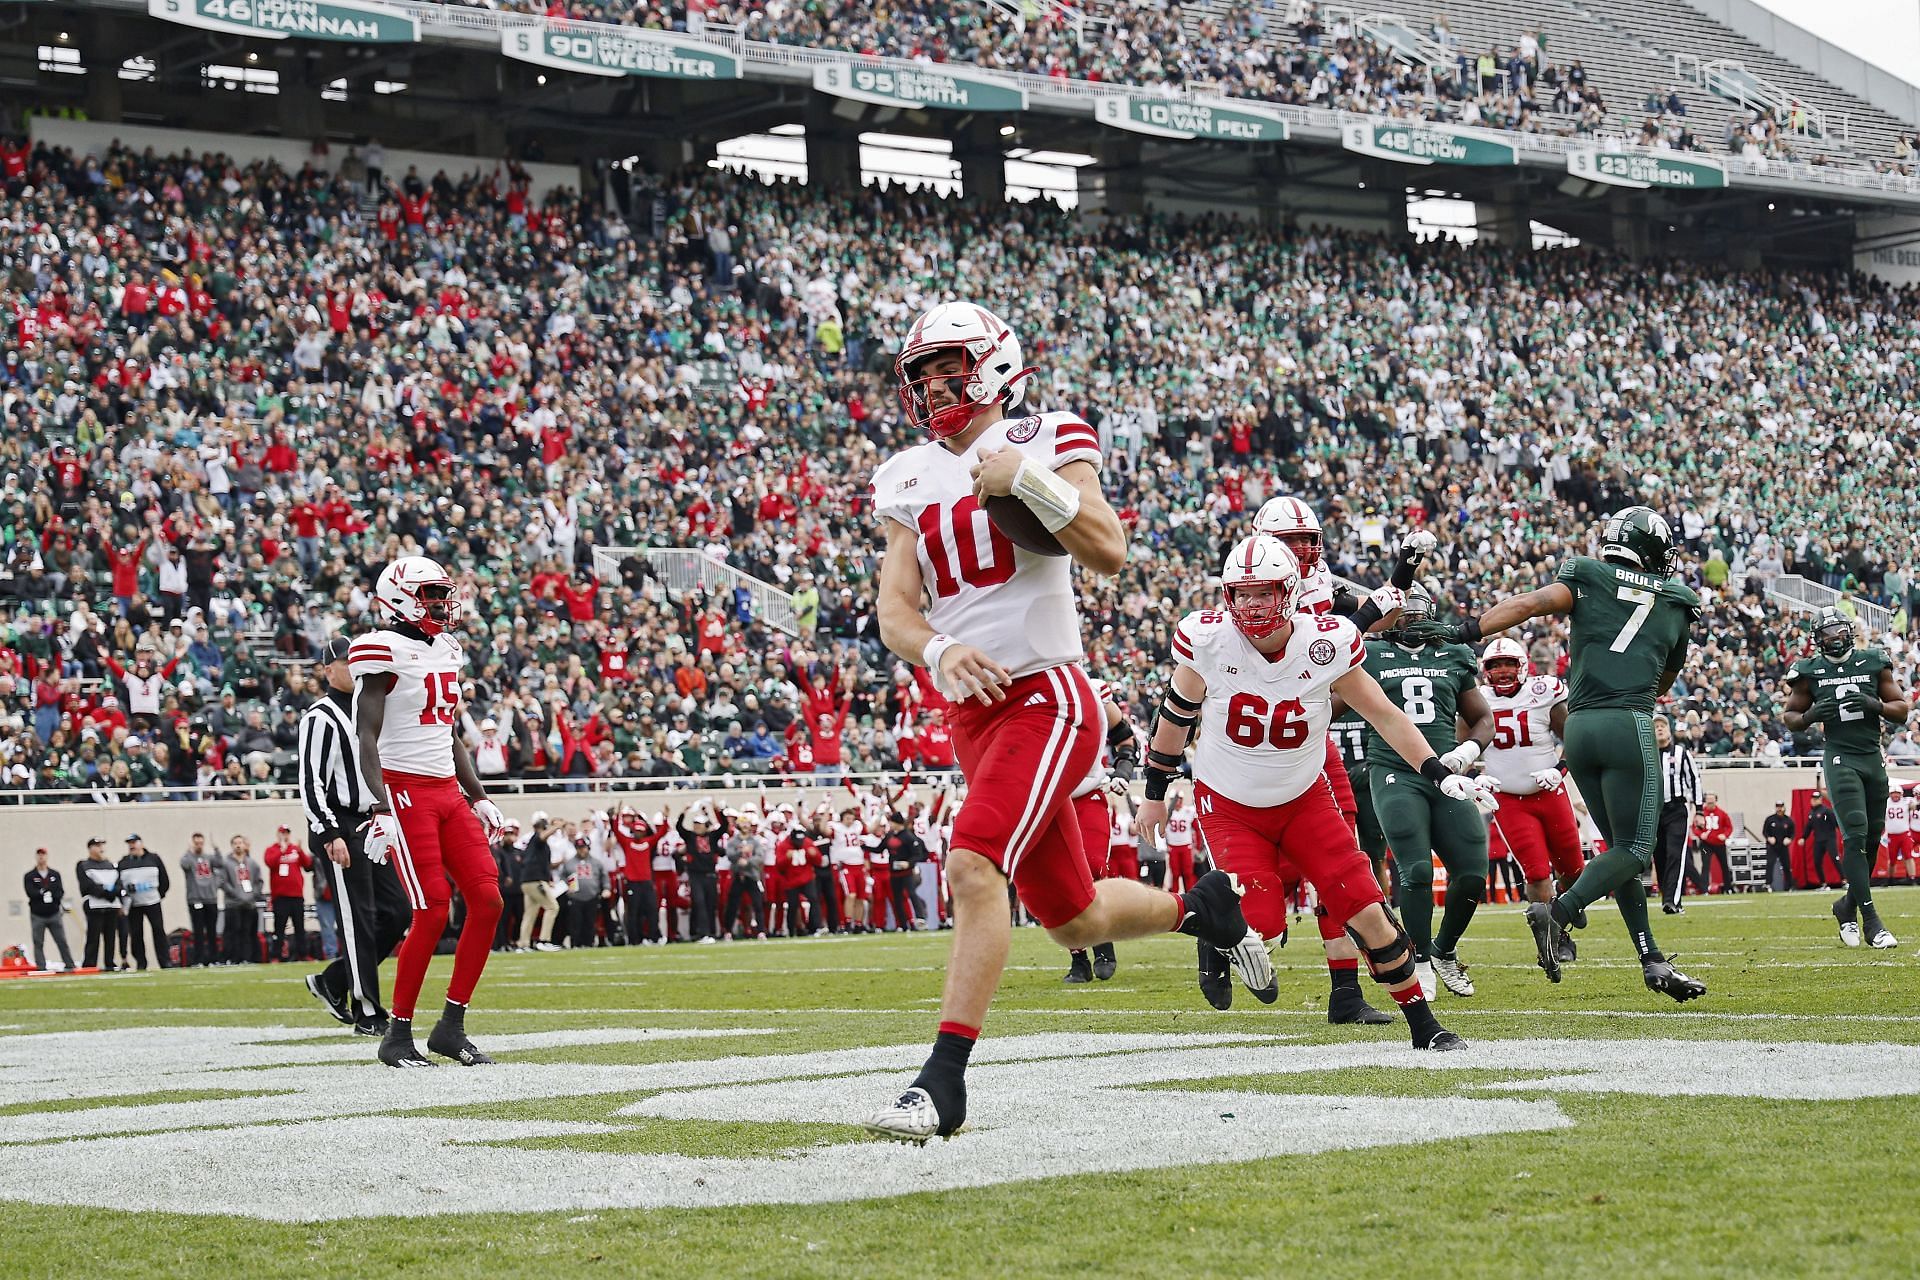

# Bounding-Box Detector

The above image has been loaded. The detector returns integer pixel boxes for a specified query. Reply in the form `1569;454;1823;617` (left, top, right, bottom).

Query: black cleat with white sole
306;973;352;1026
1196;936;1233;1011
1422;1029;1469;1051
426;1000;495;1065
377;1019;435;1068
1642;954;1707;1003
1524;901;1562;983
1328;994;1395;1026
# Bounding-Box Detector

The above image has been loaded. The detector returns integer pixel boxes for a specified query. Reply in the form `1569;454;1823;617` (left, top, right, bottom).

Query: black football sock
911;1025;976;1133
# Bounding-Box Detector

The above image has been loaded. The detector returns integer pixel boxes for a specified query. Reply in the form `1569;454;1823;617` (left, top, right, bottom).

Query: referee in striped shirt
301;637;409;1035
1654;715;1702;916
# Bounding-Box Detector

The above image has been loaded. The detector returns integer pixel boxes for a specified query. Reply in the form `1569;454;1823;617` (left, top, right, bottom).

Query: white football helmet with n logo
1252;496;1323;574
374;556;461;635
894;302;1035;439
1219;535;1301;639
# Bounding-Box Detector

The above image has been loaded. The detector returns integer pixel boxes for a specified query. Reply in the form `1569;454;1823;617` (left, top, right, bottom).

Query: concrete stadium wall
7;769;1916;951
27;118;583;203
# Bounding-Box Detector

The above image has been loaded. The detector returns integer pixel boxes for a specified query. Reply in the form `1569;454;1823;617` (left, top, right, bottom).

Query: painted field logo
1;1029;1916;1219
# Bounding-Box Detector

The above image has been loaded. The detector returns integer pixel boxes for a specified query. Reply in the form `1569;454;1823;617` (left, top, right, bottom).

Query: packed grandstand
3;119;1919;804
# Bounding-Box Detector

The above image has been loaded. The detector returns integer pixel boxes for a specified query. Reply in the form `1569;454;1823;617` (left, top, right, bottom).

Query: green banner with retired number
1094;95;1288;143
501;23;739;79
147;0;417;42
812;63;1026;113
1340;120;1516;167
1568;148;1728;190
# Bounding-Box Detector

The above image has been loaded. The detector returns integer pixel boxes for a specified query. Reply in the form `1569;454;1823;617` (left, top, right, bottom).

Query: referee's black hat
319;637;351;664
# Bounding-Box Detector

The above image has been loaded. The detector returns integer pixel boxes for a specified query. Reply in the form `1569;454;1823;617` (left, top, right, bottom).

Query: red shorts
866;864;891;902
1321;734;1356;818
1194;777;1385;941
1165;844;1196;893
1107;845;1141;883
1489;788;1585;883
836;865;868;899
384;771;495;911
1073;791;1112;879
1885;832;1914;859
948;666;1102;928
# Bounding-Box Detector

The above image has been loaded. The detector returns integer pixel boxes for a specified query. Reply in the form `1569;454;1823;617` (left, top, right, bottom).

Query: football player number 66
1225;694;1310;749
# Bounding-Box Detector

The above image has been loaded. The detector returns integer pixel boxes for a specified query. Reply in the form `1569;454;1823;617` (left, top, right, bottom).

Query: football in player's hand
984;495;1067;557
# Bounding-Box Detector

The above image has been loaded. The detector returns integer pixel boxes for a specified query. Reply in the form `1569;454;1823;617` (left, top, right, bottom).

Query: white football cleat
1415;960;1437;1001
1432;952;1475;997
1867;926;1898;949
864;1087;944;1144
1838;921;1861;948
1222;932;1278;1004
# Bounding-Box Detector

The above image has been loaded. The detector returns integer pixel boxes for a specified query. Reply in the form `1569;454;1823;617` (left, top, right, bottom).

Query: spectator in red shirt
557;577;597;623
104;533;148;617
1690;795;1736;895
264;825;312;960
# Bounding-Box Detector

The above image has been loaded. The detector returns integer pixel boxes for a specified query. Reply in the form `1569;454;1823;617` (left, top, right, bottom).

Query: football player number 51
418;671;459;726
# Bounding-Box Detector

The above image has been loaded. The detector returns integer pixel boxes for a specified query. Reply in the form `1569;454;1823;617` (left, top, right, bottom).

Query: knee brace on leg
1450;874;1487;904
1346;905;1417;986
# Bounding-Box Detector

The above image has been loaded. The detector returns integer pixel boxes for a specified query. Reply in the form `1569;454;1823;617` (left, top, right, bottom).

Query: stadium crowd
2;127;1919;808
449;0;1617;143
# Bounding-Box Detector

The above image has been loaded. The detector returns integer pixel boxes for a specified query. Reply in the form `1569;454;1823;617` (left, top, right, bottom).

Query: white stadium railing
591;546;800;637
1765;574;1894;637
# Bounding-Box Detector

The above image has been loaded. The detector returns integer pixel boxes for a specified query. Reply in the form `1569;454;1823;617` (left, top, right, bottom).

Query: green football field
3;889;1917;1280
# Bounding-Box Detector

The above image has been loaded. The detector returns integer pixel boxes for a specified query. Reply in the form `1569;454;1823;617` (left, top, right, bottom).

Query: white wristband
921;633;958;680
1011;457;1083;534
1445;740;1482;770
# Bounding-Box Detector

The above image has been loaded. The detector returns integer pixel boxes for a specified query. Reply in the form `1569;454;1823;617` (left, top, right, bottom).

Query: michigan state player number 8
1400;676;1436;723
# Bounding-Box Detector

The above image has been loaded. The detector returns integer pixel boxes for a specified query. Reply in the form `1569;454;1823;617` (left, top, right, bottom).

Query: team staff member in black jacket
76;838;122;970
677;801;731;942
116;835;172;970
883;811;928;933
1761;802;1797;893
301;638;408;1035
25;847;77;971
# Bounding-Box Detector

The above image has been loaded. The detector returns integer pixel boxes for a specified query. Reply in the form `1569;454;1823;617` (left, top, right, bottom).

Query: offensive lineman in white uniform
865;301;1272;1140
350;557;507;1068
1251;495;1435;1025
1478;638;1586;964
1136;535;1485;1050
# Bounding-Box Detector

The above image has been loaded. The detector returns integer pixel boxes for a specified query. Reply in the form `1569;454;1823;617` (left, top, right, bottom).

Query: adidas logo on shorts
1025;692;1047;707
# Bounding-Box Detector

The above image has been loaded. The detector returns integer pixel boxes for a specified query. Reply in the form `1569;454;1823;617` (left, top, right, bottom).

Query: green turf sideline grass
0;889;1914;1279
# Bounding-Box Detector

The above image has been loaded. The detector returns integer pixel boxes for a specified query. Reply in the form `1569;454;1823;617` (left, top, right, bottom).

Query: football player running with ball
350;557;508;1067
865;303;1273;1142
1478;639;1586;965
1782;607;1909;948
1403;508;1708;1001
1352;583;1499;1000
1136;535;1475;1051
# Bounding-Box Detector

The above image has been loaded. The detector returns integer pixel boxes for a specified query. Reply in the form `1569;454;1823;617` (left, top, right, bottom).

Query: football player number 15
919;498;1016;598
418;671;459;726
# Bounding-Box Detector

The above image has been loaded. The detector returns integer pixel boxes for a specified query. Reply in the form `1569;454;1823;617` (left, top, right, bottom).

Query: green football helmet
1391;581;1437;643
1599;506;1678;578
1812;606;1855;660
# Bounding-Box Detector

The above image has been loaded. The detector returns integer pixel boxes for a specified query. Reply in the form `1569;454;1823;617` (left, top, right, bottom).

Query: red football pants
948;666;1101;928
384;771;502;1021
1194;778;1386;942
1489;788;1585;884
